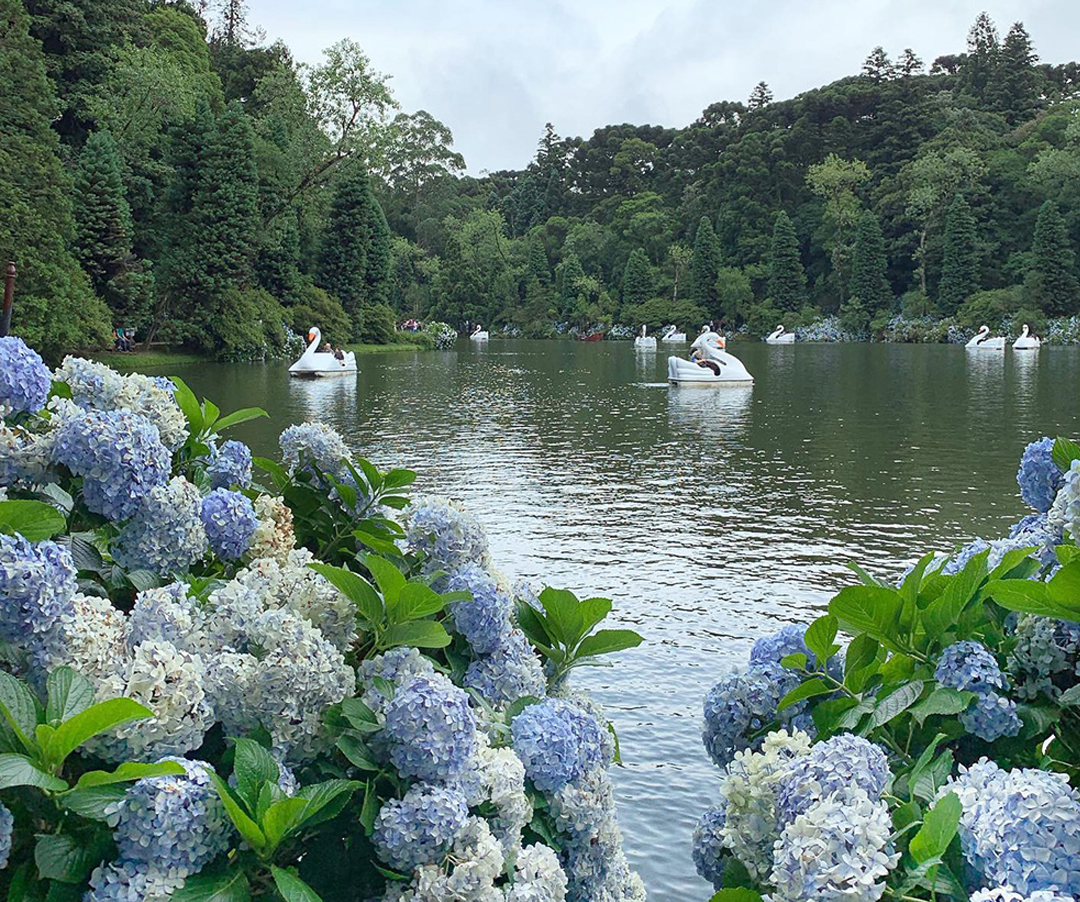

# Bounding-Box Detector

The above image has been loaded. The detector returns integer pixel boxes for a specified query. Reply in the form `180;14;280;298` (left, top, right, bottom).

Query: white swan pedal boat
288;327;357;377
470;325;489;341
660;325;687;343
1013;324;1041;350
668;330;753;386
765;325;795;345
634;325;657;351
966;325;1006;351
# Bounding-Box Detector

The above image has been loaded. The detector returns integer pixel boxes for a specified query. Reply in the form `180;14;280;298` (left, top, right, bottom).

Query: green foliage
955;286;1023;331
620;297;708;333
1026;200;1080;316
767;212;806;313
715;268;755;324
690;216;723;313
850;211;892;315
621;248;654;306
358;303;397;345
286;283;352;349
938;195;979;315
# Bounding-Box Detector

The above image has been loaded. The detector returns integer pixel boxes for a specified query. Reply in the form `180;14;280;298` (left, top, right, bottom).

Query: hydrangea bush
0;345;644;902
694;435;1080;902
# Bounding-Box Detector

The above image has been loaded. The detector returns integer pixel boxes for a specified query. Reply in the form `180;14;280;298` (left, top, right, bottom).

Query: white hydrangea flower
461;737;533;859
383;817;505;902
718;728;812;881
249;495;295;563
506;844;569;902
40;593;129;688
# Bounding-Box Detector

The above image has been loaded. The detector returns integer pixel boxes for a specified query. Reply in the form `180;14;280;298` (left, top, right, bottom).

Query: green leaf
780;653;808;670
382;620;451;649
34;833;109;884
308;563;383;626
45;668;95;725
0;753;68;791
69;533;104;573
60;784;128;820
202;398;221;432
577;597;614;636
43;698;152;768
907;734;949;798
1052;437;1080;473
804;615;839;666
170;378;204;435
336;735;380;771
829;586;904;649
0;670;43;750
0;500;67;540
359;782;379;835
845;562;884;587
910;687;976;725
777;678;832;713
233;738;279;810
575;629;643;660
986;578;1080;620
844;635;880;678
1059;685;1080;707
262;797;309;850
1048;562;1080;609
172;869;251;902
73;760;186;788
340;698;381;732
538;587;586;647
125;568;162;592
869;680;925;728
254;457;290;488
811;697;860;737
913;749;955;802
213;407;268;433
909;792;962;863
709;891;765;902
921;564;984;646
209;773;266;851
293;779;363;829
387;582;445;624
272;867;322;902
363;555;407;606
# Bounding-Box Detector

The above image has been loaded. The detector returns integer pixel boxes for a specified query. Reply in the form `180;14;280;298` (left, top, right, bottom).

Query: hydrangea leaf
208;773;266;852
293;779;363;829
910;687;976;725
709;890;765;902
829;585;905;651
58;784;128;820
909;792;961;863
537;587;585;646
803;614;839;665
0;500;66;541
363;554;406;606
576;629;644;660
869;679;925;728
233;739;279;810
1052;437;1080;473
0;671;43;751
307;563;384;627
34;833;111;884
271;867;322;902
381;620;451;650
71;760;186;789
170;378;204;435
171;867;251;902
45;667;94;725
212;407;268;434
386;582;444;624
0;753;67;792
262;797;309;851
42;698;153;769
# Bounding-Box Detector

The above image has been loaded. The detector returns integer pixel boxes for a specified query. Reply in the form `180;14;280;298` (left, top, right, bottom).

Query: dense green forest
2;1;1080;358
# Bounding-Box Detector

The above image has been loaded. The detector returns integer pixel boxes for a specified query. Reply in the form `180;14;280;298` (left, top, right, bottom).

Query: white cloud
248;0;1080;174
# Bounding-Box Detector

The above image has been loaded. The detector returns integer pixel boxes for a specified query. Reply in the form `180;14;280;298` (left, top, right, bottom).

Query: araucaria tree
689;216;722;313
768;211;806;312
850;211;892;317
621;248;654;306
1027;200;1080;316
938;194;978;314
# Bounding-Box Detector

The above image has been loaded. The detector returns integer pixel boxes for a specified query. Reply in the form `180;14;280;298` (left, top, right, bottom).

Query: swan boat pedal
765;324;796;345
668;330;753;386
660;325;687;342
288;327;357;377
470;325;489;341
965;325;1006;351
634;325;657;351
1013;323;1041;351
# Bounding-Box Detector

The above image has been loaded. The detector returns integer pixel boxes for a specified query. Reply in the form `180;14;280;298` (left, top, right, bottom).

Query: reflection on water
168;340;1080;902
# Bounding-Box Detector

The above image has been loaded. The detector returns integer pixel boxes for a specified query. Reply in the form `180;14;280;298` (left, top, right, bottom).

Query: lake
166;339;1080;901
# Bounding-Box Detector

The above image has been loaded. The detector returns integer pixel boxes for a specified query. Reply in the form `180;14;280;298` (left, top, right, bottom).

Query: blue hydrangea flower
1008;513;1063;570
0;535;76;654
372;783;469;871
127;584;204;651
948;760;1080;896
207;440;252;490
963;692;1023;742
750;624;842;678
945;538;993;575
511;698;604;792
0;800;13;869
1018;438;1065;513
383;674;476;782
85;860;183;902
52;406;170;521
691;804;728;889
111;758;232;876
465;629;547;706
701;662;805;768
0;426;53;488
969;888;1077;902
445;563;513;654
201;489;257;561
278;422;365;515
1008;615;1080;701
776;733;891;826
113;478;207;575
1051;461;1080;543
936;641;1009;693
356;647;435;717
0;336;50;414
406;497;490;577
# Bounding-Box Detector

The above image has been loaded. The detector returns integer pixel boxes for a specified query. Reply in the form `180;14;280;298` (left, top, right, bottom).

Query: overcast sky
247;0;1078;174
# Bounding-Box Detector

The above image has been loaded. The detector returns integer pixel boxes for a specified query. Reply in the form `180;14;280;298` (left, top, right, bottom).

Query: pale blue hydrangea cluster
383;674;477;782
1008;615;1080;700
511;698;605;792
464;630;547;706
406;497;490;576
113;477;207;575
947;759;1080;897
1009;513;1064;570
54;357;187;451
207;440;252;490
692;805;728;889
0;535;76;658
200;489;257;561
0;336;51;414
52;405;170;521
0;800;12;870
445;563;514;654
357;647;436;718
1052;460;1080;541
701;658;807;767
970;888;1077;902
278;421;365;513
936;641;1021;741
372;782;470;871
85;859;184;902
0;425;52;488
126;584;204;651
1018;438;1066;513
776;733;891;824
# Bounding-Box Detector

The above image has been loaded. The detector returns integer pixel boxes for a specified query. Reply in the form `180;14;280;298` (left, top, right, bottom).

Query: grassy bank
89;349;206;370
346;340;426;354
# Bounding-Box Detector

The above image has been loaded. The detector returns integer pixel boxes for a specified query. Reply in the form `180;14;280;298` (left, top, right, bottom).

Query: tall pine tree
689;216;722;313
993;22;1040;125
850;211;892;315
768;211;806;312
938;194;979;314
555;252;585;320
621;248;653;306
1027;200;1079;316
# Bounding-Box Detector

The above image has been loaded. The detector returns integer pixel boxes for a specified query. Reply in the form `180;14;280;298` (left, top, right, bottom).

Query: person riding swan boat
765;324;796;344
660;324;687;342
634;325;657;350
966;325;1006;350
1013;323;1041;350
288;327;357;377
668;329;753;385
470;325;489;341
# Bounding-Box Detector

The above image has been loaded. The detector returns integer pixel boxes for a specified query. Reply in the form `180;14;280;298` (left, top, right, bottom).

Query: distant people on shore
113;327;132;352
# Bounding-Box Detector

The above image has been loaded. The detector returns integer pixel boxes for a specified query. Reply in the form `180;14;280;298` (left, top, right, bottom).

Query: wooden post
0;262;15;338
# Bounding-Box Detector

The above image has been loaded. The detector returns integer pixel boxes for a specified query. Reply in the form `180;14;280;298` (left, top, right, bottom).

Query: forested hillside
2;2;1079;358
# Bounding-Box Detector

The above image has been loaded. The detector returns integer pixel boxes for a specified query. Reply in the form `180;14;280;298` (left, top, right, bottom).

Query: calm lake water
166;339;1080;902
